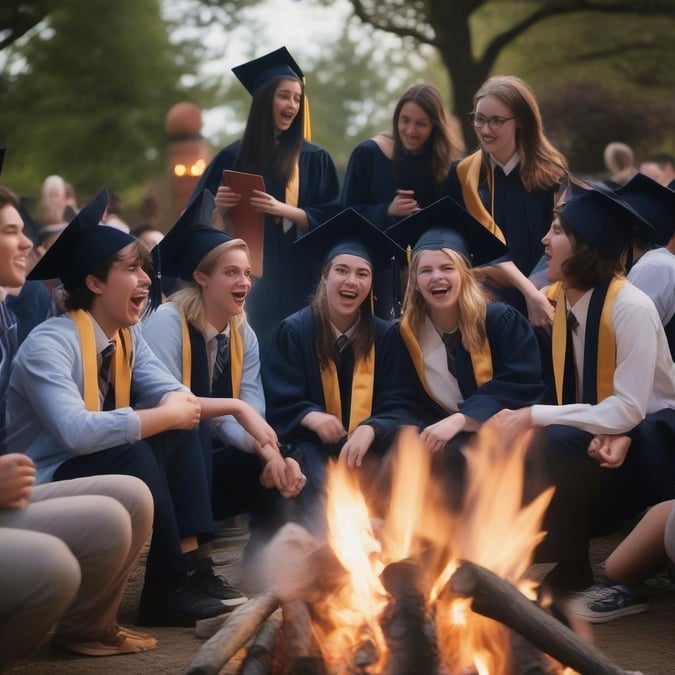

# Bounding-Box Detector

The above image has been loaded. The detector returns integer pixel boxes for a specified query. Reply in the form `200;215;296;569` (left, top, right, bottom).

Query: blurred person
103;191;131;233
35;175;68;228
644;152;675;189
602;142;637;188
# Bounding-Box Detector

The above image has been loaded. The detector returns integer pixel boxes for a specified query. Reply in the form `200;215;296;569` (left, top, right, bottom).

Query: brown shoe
53;624;157;656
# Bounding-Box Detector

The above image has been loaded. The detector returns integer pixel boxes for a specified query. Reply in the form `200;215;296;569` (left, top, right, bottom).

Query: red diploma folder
223;170;266;277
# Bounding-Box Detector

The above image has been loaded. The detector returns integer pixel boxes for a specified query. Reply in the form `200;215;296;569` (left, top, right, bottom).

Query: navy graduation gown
192;140;341;340
399;302;547;427
261;306;412;448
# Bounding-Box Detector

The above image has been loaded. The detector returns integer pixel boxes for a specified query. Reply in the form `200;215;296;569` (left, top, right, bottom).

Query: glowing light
173;163;187;177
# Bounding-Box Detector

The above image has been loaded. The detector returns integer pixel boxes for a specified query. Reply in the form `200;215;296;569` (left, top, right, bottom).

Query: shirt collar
330;319;358;341
88;312;116;354
490;151;520;176
204;321;230;343
566;289;593;333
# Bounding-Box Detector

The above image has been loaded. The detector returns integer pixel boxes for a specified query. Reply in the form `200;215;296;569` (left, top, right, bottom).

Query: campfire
186;427;638;675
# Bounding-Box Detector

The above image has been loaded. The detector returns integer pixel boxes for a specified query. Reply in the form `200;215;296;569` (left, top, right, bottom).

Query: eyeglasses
467;113;515;129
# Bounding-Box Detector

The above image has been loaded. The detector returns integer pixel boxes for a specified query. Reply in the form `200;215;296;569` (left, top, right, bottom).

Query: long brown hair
473;75;568;192
310;258;374;368
392;83;464;190
402;247;488;352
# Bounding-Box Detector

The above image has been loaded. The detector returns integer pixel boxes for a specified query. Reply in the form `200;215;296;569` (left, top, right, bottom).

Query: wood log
184;592;279;675
380;559;439;675
449;560;634;675
281;599;327;675
238;609;283;675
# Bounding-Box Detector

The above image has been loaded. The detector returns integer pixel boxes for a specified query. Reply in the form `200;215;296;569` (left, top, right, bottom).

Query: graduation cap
154;190;231;283
385;196;508;267
559;187;654;259
232;46;303;96
615;173;675;246
28;189;135;292
294;207;405;270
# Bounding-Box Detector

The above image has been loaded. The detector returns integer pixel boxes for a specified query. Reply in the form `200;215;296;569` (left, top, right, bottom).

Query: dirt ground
7;526;675;675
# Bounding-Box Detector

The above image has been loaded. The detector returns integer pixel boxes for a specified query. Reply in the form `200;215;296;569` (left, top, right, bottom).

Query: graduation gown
341;140;446;318
261;306;412;450
446;161;557;314
399;302;547;428
192;140;341;339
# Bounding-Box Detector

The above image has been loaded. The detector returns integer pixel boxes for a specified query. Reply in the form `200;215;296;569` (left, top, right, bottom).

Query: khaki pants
0;474;153;669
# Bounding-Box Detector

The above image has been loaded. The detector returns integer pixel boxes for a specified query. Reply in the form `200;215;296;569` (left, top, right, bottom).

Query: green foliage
0;0;205;204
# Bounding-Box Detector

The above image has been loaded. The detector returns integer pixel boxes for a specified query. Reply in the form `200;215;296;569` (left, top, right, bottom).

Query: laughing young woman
386;196;546;506
192;47;340;341
261;209;411;534
142;191;305;541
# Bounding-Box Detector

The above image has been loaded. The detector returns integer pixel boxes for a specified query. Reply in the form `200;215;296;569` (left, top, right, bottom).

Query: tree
0;0;209;203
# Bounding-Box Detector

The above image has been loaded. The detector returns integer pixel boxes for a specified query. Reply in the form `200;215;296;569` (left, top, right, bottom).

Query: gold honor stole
69;309;132;411
283;90;311;219
320;343;375;435
551;277;626;405
179;309;243;399
456;151;507;244
399;315;493;405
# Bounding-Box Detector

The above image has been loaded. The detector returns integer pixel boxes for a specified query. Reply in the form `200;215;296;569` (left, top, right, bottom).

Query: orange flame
316;425;567;674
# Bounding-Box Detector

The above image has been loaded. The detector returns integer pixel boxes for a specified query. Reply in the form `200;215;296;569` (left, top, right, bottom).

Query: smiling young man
490;186;675;595
4;189;239;628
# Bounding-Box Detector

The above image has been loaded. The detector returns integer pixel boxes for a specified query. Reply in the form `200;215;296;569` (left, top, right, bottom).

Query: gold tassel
302;77;312;141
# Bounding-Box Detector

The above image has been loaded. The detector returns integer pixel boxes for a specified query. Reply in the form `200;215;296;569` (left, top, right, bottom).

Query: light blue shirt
142;302;265;453
5;313;187;483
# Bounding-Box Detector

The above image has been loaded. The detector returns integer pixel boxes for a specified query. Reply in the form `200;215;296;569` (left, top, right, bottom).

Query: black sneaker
186;557;248;607
136;585;234;627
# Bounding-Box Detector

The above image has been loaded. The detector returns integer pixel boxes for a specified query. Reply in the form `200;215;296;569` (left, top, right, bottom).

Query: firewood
239;609;283;675
449;560;635;675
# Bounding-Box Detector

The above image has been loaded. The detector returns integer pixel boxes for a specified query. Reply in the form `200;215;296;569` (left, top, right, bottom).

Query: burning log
449;560;635;675
184;592;279;675
280;599;326;674
380;559;439;675
238;609;283;675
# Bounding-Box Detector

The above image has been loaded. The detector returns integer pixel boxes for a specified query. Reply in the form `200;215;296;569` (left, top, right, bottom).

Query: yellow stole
283;90;311;215
69;309;132;411
319;342;375;435
551;277;626;405
179;309;243;399
399;315;493;405
456;151;507;244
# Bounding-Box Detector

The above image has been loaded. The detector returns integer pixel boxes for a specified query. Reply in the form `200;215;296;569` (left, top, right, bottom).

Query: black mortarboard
232;46;303;95
385;196;508;267
295;208;405;270
615;173;675;246
559;187;653;259
154;190;231;283
28;189;135;292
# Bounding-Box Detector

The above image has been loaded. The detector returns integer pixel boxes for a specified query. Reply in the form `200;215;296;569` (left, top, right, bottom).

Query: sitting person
490;186;675;595
142;190;305;550
571;499;675;623
261;208;411;535
0;183;155;664
4;190;243;628
385;196;547;506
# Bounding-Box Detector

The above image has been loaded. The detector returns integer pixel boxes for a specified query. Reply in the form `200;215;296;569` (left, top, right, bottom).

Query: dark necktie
335;334;349;357
212;333;230;388
441;331;458;378
99;342;116;410
562;310;578;404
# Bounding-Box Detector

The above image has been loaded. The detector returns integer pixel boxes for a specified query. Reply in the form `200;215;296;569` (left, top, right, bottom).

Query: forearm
197;396;242;420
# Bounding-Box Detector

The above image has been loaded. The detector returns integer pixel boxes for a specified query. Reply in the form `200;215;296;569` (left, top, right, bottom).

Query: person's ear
193;270;208;288
85;273;105;295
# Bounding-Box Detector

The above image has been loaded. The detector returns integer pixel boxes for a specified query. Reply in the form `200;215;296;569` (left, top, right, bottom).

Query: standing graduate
385;196;547;505
341;83;463;318
446;75;567;326
142;190;306;541
490;187;675;594
261;208;410;533
4;190;242;628
192;46;341;342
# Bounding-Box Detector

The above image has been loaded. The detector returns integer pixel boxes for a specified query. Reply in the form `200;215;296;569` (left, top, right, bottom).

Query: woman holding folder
192;47;340;342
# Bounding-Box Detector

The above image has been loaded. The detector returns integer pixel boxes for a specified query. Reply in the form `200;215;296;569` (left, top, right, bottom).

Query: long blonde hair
402;247;487;352
169;238;250;334
474;75;568;192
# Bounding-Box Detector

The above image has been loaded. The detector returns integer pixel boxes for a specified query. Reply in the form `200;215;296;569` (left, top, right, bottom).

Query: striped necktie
212;333;230;387
99;342;116;410
441;331;458;378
